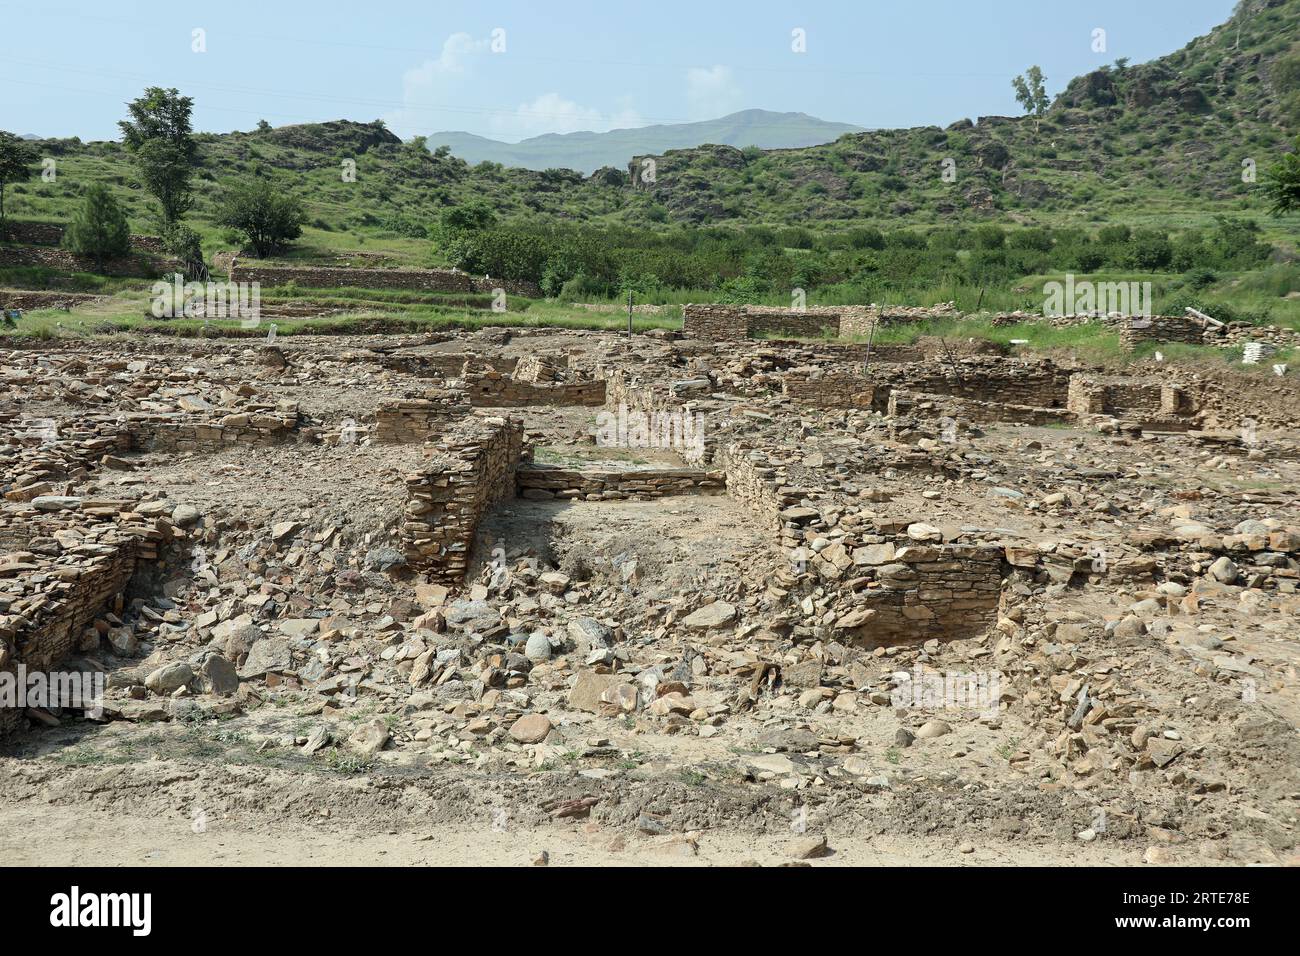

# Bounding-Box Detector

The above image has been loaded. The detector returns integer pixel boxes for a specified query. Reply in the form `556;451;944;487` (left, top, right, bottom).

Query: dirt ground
3;329;1298;867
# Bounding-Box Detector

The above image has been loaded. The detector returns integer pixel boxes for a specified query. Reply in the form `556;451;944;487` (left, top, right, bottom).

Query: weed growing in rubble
680;767;708;787
885;747;901;765
320;749;374;774
53;746;105;767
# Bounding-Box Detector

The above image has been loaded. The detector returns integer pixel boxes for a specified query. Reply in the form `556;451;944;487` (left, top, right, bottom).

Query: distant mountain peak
424;109;863;173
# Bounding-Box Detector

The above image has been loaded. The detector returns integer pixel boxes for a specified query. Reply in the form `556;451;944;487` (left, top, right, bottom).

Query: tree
162;221;208;281
1263;137;1300;215
1012;66;1051;127
216;177;304;257
0;131;38;222
118;87;197;225
63;183;131;267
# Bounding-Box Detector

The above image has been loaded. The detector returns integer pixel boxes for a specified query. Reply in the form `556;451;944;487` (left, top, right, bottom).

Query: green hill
4;0;1299;240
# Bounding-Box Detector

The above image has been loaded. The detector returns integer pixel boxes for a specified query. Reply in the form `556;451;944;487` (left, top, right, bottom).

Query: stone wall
0;245;180;278
0;221;163;253
682;304;841;341
1119;315;1205;351
517;465;724;500
126;406;301;452
229;264;542;298
374;391;470;443
1066;374;1193;421
0;290;106;311
603;370;713;465
784;358;1073;412
379;354;519;378
401;415;524;583
782;372;882;410
0;507;164;737
888;389;1075;427
852;545;1004;648
465;371;605;408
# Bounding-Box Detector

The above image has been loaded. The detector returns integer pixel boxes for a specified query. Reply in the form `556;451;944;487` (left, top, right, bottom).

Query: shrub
63;183;130;266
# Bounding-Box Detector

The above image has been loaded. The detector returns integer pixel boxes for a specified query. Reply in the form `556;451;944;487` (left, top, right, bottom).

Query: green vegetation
1011;66;1050;122
0;131;38;221
118;87;197;226
62;183;130;266
216;176;306;257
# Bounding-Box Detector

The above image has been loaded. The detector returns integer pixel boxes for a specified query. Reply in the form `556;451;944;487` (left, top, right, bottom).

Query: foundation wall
401;416;524;584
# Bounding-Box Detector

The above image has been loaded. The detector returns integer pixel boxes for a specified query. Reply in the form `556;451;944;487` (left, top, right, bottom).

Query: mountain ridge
424;109;864;173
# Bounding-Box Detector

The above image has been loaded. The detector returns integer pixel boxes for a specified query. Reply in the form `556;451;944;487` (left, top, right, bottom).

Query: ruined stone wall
715;443;800;547
603;370;713;465
517;465;723;500
853;545;1004;647
374;391;470;443
378;354;519;378
0;508;164;737
782;372;881;409
126;407;301;452
1066;374;1192;420
401;416;524;584
888;389;1075;427
682;304;841;341
230;264;542;298
513;354;568;383
1119;316;1205;351
784;359;1072;412
465;372;604;408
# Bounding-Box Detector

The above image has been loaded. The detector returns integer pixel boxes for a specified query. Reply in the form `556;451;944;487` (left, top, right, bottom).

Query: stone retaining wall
374;391;470;443
517;465;724;500
401;416;524;584
0;290;107;311
0;507;165;738
0;245;180;277
229;264;542;298
465;371;605;408
888;389;1075;427
852;545;1004;647
379;354;519;378
1119;315;1205;351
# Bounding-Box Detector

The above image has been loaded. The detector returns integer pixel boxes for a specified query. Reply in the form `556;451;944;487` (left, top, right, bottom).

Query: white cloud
386;33;645;142
385;32;489;138
685;65;742;120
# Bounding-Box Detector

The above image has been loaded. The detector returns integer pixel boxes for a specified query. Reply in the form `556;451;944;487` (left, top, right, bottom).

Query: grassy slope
5;0;1299;242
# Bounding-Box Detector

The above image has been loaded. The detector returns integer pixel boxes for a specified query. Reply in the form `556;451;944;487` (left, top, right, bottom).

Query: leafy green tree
1263;137;1300;215
63;183;131;267
118;87;197;225
0;131;38;222
1011;66;1050;127
216;177;304;257
162;221;208;280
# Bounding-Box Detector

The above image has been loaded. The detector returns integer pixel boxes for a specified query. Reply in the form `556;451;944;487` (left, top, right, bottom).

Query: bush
216;177;304;257
63;183;130;265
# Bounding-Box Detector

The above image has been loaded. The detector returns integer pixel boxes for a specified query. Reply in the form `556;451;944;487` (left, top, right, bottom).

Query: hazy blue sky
1;0;1238;141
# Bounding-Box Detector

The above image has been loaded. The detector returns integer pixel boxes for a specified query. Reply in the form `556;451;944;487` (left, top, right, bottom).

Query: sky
0;0;1240;143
